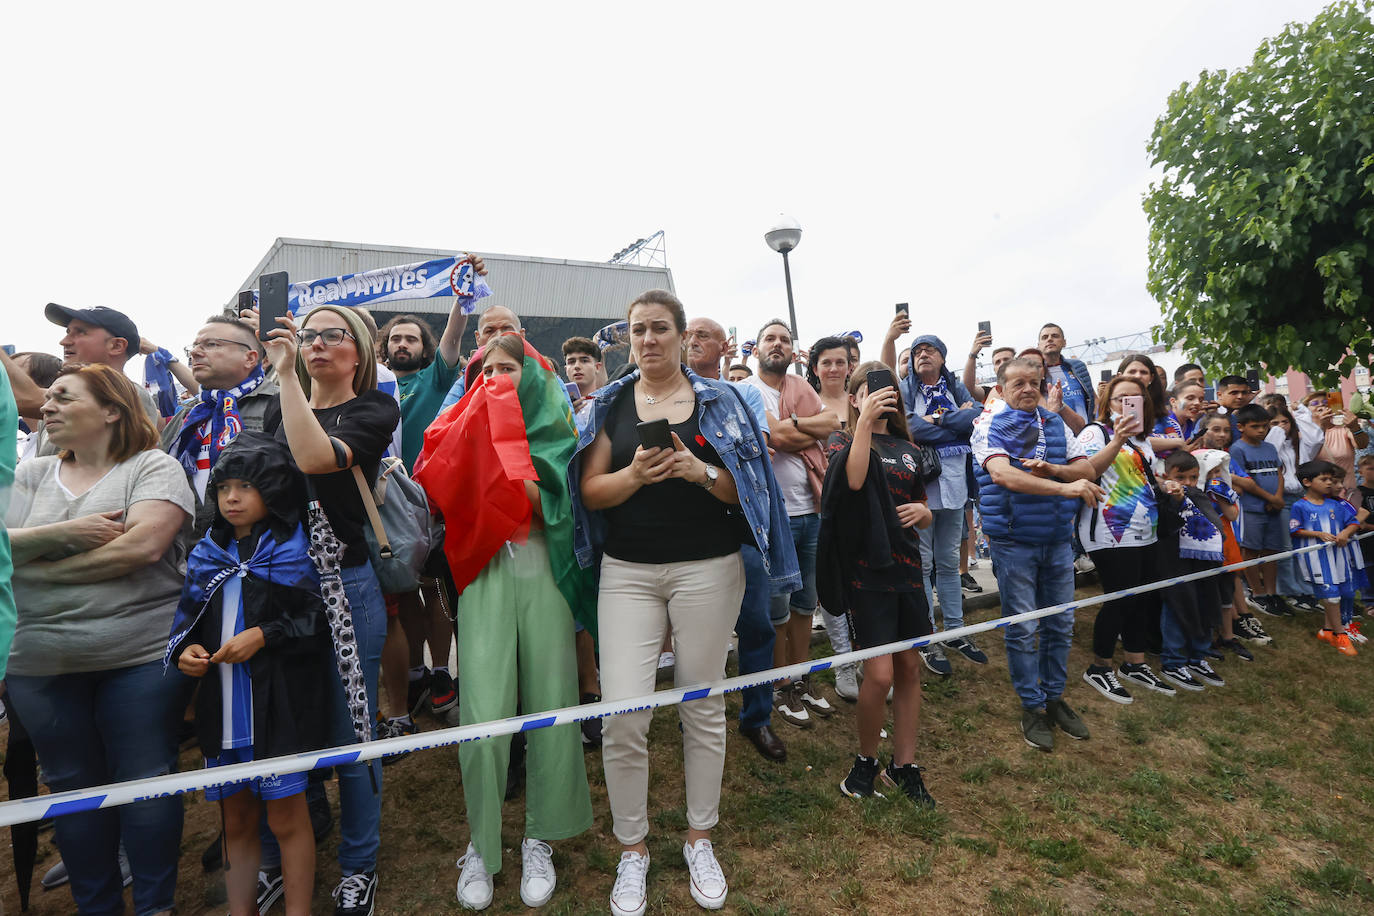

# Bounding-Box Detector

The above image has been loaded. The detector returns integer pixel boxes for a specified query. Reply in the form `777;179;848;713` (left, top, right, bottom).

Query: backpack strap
351;464;394;560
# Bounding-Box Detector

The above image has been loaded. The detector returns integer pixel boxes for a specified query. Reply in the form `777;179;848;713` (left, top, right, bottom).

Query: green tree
1144;0;1374;385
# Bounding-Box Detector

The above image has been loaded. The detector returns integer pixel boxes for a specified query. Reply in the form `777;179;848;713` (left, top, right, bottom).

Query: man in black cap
27;305;162;457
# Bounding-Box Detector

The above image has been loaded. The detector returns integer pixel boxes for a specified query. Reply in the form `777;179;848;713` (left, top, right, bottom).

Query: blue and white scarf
918;376;971;459
172;366;266;499
164;525;320;671
144;347;180;420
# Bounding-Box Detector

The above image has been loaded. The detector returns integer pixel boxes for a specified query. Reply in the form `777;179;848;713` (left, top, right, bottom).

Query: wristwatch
790;412;800;429
699;464;719;491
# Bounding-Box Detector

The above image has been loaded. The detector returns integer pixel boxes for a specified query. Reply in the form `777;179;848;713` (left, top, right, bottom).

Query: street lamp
764;215;803;374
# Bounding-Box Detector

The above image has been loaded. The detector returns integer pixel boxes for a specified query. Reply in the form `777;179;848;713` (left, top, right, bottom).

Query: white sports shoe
683;839;728;910
520;837;556;907
610;851;649;916
456;843;493;910
833;663;860;702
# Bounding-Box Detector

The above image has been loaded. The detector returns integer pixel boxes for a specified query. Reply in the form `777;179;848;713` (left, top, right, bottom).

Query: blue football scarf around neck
920;377;957;414
164;525;319;670
172;366;267;475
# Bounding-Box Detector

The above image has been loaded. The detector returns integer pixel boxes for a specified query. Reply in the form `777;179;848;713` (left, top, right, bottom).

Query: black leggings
1089;543;1159;659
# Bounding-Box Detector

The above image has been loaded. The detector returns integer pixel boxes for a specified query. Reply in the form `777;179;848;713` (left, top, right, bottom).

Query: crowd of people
0;269;1371;916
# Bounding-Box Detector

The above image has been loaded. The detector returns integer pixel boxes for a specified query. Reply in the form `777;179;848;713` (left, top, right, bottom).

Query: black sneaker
376;717;416;766
1201;644;1225;661
920;645;952;677
258;868;285;915
880;762;936;807
960;572;984;594
1046;698;1090;740
1236;614;1273;646
1268;595;1297;617
427;669;458;716
332;872;378;916
947;636;989;665
1159;665;1204;692
1188;660;1225;687
839;755;885;799
406;671;432;719
1021;708;1055;751
580;693;604;748
1119;662;1176;696
1083;666;1133;704
1288;595;1322;613
1214;637;1254;661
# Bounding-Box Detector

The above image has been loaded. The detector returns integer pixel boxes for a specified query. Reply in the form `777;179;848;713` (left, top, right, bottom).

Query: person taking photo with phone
572;290;797;916
818;361;935;802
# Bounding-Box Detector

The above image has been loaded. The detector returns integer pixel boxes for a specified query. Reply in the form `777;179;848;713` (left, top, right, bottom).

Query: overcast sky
2;0;1333;373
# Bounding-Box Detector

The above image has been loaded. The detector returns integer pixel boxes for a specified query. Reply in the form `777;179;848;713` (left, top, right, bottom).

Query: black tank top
602;384;740;564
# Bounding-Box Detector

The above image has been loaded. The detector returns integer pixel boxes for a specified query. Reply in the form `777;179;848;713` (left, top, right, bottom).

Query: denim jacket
569;367;802;593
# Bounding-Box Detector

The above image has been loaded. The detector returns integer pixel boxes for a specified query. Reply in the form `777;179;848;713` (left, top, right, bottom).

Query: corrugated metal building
231;238;674;367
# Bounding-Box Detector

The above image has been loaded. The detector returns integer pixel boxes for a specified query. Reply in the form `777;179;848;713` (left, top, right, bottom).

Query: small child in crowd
1156;451;1246;692
168;434;336;916
1229;404;1293;616
1289;460;1367;657
1192;416;1272;646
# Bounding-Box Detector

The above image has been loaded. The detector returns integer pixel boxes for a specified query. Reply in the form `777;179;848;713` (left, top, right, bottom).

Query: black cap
45;303;140;349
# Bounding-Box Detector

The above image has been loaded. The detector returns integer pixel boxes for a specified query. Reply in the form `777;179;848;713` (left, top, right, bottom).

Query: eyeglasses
184;338;253;358
296;328;356;347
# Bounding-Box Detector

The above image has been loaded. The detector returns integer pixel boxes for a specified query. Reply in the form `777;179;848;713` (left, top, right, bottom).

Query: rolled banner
593;320;628;351
741;339;757;357
839;330;864;343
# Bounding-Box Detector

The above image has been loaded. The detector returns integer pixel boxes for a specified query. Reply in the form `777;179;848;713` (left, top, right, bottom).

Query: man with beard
741;320;841;729
1037;323;1096;422
686;317;788;760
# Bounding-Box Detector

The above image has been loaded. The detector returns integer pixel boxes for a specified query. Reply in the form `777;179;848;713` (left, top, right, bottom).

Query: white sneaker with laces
682;839;728;910
833;664;860;702
520;837;556;907
610;851;649;916
456;843;493;910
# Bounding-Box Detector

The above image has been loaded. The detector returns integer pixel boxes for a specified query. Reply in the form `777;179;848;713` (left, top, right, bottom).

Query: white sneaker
456;843;493;910
1073;555;1095;574
682;839;728;910
520;837;556;907
833;664;860;702
657;651;675;670
968;555;980;569
610;851;649;916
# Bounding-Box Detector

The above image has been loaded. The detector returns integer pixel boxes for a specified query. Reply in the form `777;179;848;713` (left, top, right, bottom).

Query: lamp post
764;215;803;374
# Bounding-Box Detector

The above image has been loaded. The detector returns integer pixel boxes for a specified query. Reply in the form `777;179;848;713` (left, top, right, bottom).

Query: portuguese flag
415;339;595;636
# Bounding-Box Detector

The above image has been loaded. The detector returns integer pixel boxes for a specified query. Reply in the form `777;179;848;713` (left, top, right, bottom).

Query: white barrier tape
0;531;1367;829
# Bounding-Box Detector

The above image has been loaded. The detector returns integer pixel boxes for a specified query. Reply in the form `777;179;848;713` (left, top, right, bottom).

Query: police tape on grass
1;533;1367;828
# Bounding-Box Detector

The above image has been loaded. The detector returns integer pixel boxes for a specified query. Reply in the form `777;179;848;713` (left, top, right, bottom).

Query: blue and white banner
289;256;491;316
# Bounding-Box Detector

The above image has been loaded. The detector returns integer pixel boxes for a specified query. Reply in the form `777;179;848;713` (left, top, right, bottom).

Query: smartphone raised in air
1119;394;1145;428
257;272;289;342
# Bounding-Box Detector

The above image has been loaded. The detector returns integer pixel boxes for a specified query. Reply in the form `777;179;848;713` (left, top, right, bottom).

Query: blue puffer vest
974;407;1078;545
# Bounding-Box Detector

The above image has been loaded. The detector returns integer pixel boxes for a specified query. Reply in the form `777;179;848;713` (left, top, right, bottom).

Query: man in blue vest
971;357;1135;752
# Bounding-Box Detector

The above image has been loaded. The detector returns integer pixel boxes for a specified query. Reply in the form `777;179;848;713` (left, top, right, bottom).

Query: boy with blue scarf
167;433;334;916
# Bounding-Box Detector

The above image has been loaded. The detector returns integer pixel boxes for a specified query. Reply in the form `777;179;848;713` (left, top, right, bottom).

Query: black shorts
847;588;933;650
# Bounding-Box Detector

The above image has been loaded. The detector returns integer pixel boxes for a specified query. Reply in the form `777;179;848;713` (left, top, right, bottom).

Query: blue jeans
769;513;819;625
1276;492;1310;598
736;545;776;730
8;660;187;916
1160;600;1212;668
260;561;387;875
989;538;1075;710
919;507;965;631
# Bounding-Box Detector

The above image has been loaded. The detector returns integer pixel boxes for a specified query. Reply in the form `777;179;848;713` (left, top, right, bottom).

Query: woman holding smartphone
819;362;935;803
1077;375;1165;705
572;290;797;916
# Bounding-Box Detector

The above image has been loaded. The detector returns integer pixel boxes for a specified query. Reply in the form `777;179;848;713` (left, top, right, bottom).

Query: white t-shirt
741;375;816;516
1075;425;1158;551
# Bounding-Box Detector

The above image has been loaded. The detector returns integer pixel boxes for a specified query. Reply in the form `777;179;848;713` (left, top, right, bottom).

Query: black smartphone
257;271;290;342
1101;369;1112;382
636;418;674;452
895;302;909;314
1246;368;1260;391
978;320;991;335
866;367;897;395
236;289;256;316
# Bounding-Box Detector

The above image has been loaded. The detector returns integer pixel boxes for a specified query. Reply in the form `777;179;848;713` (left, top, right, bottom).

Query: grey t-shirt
6;450;195;676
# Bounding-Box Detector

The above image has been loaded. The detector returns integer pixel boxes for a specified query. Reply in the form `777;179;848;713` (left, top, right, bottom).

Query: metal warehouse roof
232;237;675;321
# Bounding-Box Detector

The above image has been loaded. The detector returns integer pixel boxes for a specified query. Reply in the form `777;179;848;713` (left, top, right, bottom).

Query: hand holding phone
636;418;674;452
1246;368;1261;392
257;272;290;343
1119;394;1145;433
895;302;910;315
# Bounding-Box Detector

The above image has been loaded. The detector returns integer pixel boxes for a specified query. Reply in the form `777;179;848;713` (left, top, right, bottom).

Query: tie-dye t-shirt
1076;424;1159;551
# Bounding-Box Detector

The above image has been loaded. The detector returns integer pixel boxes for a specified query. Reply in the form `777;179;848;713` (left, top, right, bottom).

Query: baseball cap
45;303;140;348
